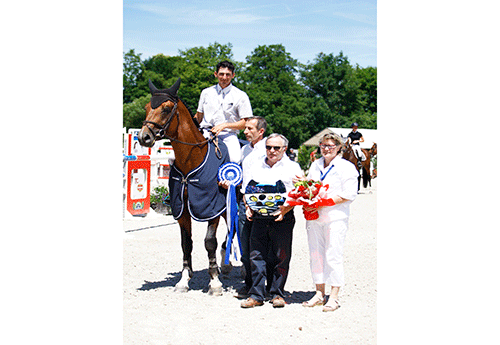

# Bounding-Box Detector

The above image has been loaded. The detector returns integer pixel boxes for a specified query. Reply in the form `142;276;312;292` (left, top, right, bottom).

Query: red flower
287;179;335;220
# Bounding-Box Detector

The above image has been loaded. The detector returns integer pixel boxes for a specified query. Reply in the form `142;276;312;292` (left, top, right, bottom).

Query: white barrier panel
123;130;176;218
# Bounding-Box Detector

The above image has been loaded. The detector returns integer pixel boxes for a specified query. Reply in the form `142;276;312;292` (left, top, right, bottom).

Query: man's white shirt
197;83;253;135
240;138;267;193
243;154;302;194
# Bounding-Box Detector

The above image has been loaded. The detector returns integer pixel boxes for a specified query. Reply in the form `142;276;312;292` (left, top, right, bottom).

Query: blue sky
123;0;377;67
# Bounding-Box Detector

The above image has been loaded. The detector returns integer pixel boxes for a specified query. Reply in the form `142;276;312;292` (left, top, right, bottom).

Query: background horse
342;142;371;191
137;78;227;295
369;143;377;178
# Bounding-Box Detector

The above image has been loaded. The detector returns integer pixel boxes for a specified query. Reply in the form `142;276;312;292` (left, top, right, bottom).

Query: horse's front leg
205;217;223;296
175;212;193;293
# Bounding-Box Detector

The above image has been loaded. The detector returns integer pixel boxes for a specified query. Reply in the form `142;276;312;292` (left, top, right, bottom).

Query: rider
195;60;253;163
346;122;366;168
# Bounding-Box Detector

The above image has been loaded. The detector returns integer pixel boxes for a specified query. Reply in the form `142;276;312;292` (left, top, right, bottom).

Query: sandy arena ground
123;179;376;345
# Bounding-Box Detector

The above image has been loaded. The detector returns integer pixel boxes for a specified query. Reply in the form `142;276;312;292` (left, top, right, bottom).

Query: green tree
352;65;377;128
143;54;183;79
134;55;186;107
123;95;150;129
297;145;317;171
240;44;310;148
300;52;362;128
123;49;145;103
179;41;234;70
123;44;376;134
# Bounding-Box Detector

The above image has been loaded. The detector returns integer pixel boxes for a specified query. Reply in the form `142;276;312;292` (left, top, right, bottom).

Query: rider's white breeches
353;145;366;161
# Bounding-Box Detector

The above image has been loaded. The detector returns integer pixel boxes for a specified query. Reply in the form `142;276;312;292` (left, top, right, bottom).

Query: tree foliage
301;52;360;128
239;44;310;148
123;43;377;148
123;49;145;103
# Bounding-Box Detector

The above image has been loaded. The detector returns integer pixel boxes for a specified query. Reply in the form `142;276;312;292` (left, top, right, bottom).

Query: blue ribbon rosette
217;162;243;186
218;163;243;264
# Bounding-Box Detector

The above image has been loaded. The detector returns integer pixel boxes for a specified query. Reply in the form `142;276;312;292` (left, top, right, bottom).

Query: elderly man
240;133;303;309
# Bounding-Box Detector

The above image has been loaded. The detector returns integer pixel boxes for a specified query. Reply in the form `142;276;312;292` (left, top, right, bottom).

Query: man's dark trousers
248;211;295;302
238;199;253;289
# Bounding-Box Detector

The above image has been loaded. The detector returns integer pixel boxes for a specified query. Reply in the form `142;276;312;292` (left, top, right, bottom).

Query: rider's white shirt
197;83;253;135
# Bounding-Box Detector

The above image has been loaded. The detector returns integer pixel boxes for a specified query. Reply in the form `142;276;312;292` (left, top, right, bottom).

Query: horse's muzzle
137;127;155;147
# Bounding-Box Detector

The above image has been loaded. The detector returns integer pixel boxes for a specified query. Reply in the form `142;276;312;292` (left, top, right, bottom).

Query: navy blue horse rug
168;141;229;221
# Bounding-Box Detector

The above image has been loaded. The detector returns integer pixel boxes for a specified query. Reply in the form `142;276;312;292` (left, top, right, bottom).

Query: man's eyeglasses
266;145;283;151
319;144;336;150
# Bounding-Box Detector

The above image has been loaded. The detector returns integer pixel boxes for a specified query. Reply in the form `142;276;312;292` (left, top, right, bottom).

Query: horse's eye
162;106;171;114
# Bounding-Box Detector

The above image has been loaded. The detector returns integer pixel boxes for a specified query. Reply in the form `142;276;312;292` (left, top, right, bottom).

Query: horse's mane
179;97;200;128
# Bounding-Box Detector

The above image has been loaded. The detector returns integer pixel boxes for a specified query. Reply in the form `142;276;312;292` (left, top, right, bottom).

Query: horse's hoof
208;286;223;296
174;285;189;293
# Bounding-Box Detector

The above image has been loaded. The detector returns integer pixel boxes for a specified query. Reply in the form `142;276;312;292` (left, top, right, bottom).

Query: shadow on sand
138;265;246;293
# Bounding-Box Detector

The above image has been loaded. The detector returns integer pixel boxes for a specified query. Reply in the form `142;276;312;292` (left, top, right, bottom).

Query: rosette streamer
218;163;242;264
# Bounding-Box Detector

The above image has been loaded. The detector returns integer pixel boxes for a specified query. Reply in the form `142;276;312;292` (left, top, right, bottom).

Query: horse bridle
142;99;179;142
142;98;217;150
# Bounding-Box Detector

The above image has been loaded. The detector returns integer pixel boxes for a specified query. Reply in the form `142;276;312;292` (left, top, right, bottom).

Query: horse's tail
362;165;371;188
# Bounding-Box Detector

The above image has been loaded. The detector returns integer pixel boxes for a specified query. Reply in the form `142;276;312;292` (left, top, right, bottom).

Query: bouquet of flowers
287;179;335;220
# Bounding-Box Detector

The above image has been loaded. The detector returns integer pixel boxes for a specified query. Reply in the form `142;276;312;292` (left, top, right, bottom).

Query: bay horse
137;78;228;295
342;142;371;191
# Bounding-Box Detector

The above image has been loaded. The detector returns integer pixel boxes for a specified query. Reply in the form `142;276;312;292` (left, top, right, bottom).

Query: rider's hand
211;123;226;136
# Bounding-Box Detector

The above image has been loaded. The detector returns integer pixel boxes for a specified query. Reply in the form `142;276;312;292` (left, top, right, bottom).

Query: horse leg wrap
207;258;223;296
175;267;192;293
208;258;220;279
182;260;193;278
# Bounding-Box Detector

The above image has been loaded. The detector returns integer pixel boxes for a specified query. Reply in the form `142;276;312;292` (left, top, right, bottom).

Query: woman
301;133;359;312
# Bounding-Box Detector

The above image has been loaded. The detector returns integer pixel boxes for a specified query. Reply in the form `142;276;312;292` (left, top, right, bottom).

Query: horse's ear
148;79;159;94
168;78;181;96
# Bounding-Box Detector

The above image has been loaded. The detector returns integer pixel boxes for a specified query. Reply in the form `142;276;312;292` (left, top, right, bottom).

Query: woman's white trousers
306;218;349;287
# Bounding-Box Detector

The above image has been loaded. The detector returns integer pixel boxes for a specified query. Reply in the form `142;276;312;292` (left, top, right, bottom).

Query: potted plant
150;185;172;215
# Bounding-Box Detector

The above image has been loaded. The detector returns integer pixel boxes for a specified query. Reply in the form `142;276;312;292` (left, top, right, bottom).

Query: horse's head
342;141;356;162
342;141;351;155
138;78;181;147
370;142;377;156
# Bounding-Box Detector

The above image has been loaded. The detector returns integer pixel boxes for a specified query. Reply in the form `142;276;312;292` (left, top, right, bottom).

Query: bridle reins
142;98;222;157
